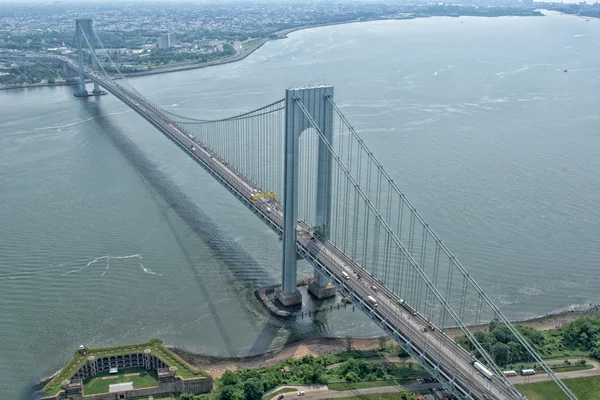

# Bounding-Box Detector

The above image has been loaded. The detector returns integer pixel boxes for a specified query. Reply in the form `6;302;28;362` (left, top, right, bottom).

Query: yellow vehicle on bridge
250;191;277;203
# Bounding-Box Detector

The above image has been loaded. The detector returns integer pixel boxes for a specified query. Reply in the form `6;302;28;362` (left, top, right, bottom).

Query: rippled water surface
1;12;599;398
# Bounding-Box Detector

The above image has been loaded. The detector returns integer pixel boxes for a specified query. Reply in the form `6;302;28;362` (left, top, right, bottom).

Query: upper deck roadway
60;56;520;400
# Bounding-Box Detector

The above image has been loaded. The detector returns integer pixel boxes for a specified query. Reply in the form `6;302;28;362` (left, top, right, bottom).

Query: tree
344;336;353;352
491;342;510;366
365;373;377;381
377;336;387;351
345;371;360;382
591;341;600;360
259;371;280;392
580;332;590;349
221;370;240;386
243;378;264;400
396;345;408;357
217;385;241;400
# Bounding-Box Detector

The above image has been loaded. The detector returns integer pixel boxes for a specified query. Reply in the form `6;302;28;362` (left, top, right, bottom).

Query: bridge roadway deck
62;58;519;400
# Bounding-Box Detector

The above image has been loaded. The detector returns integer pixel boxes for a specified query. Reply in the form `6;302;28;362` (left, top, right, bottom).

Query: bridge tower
276;86;336;306
74;19;103;97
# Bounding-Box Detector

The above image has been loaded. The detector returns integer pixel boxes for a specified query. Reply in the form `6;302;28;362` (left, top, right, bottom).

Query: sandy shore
173;306;600;378
173;337;384;378
445;304;600;338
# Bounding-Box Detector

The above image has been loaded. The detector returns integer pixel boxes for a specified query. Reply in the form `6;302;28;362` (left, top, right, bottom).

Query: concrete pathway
264;382;441;400
298;382;440;399
509;358;600;384
264;384;328;399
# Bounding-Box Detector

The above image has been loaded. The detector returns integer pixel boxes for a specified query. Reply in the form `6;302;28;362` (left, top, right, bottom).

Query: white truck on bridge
473;361;495;381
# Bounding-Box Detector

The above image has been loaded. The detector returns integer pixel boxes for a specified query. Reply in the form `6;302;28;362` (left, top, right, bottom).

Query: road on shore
508;358;600;385
262;358;600;400
263;382;443;400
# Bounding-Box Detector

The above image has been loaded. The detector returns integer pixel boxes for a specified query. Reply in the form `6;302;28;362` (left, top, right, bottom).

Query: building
38;340;212;400
157;33;177;49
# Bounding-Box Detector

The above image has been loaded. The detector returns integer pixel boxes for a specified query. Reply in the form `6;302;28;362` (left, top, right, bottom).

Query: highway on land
60;57;521;400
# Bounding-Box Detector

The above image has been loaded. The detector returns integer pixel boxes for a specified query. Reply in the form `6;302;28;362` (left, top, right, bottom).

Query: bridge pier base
275;288;302;307
73;89;108;98
308;268;336;299
307;282;336;299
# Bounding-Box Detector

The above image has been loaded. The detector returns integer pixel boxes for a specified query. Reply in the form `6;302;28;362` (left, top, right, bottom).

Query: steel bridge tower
74;19;103;97
276;86;337;306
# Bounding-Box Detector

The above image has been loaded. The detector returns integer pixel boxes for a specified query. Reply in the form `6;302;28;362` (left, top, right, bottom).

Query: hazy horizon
0;0;595;5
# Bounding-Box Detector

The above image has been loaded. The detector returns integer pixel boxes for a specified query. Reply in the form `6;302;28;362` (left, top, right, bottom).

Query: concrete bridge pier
62;63;78;80
277;85;336;307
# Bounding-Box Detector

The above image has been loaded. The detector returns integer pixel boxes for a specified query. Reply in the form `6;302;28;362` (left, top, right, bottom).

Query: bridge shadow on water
79;99;292;356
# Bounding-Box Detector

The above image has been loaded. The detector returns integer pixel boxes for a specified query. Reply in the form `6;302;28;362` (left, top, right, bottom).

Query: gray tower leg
276;86;336;307
91;43;101;94
86;20;101;94
75;21;87;96
275;88;303;307
308;87;337;299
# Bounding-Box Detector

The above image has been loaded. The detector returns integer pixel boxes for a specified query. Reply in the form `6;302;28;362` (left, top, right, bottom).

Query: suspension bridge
45;19;579;400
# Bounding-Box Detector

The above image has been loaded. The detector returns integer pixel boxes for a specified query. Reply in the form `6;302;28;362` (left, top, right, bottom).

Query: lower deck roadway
67;62;521;400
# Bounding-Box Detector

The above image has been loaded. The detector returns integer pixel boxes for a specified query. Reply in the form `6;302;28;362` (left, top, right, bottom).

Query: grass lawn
328;379;410;391
82;368;158;395
548;364;594;374
265;387;298;398
516;375;600;400
242;39;267;53
323;393;412;400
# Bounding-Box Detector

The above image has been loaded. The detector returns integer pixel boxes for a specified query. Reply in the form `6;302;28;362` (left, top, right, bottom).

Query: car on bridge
367;295;378;307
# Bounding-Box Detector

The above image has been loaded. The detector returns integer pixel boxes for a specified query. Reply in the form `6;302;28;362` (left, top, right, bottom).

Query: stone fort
39;344;212;400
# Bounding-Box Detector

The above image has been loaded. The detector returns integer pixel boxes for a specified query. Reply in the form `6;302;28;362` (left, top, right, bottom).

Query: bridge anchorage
51;18;580;399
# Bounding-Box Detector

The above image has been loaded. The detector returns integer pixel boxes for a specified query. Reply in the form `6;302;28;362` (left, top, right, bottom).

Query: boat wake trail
62;254;142;276
139;263;161;276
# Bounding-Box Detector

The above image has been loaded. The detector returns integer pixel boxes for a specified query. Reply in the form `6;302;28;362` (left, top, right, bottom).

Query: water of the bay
1;12;599;398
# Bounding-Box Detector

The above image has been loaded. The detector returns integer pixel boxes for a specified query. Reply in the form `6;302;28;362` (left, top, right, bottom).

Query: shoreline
0;18;396;92
33;305;599;388
1;11;545;92
172;305;600;378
